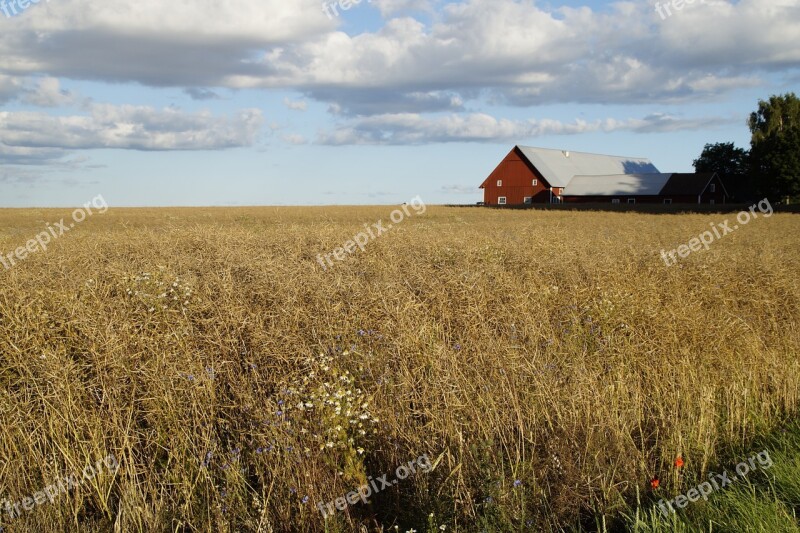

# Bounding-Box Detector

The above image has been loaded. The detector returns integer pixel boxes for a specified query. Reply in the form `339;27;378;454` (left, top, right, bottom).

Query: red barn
480;146;728;205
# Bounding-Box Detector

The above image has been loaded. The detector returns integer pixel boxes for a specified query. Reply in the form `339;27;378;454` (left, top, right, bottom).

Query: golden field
0;205;798;532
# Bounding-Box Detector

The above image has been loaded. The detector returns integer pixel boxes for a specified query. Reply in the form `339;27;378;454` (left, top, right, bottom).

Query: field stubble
0;206;798;531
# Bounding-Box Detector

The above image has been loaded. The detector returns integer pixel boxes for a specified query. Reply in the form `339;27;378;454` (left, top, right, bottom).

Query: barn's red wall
482;148;552;205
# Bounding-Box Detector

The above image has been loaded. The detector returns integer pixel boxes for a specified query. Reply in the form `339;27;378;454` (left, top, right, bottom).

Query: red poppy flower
674;456;684;468
650;477;660;489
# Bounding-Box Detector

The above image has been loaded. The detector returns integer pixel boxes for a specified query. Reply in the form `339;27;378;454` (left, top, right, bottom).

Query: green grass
620;419;800;532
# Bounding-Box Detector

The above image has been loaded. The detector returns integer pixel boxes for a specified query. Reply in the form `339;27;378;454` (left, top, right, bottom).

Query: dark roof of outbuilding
660;173;719;196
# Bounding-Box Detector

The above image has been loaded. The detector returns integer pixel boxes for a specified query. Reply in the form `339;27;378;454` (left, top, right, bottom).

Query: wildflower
650;477;660;489
356;447;365;455
513;479;522;488
301;495;309;504
201;451;213;467
674;456;684;468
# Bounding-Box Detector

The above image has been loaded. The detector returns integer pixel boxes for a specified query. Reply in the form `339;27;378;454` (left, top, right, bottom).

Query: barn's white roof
516;146;660;188
563;173;674;196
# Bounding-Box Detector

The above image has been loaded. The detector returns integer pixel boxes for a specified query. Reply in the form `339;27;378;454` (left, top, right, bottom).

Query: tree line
693;92;800;203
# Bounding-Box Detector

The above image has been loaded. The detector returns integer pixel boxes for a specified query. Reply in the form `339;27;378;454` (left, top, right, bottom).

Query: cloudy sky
0;0;797;207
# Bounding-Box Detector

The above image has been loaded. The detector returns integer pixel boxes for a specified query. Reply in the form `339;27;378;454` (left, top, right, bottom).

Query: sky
0;0;797;207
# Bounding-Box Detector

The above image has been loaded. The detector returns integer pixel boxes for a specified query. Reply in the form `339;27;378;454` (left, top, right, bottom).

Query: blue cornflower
201;451;213;467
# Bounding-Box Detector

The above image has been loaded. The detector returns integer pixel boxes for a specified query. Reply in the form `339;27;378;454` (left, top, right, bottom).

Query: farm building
479;146;728;205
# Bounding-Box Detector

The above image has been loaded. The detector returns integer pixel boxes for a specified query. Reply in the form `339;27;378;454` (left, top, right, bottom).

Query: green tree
693;142;749;176
750;126;800;199
748;93;800;200
748;92;800;143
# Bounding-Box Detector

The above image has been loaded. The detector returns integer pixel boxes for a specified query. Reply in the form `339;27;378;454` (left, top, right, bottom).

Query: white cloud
372;0;436;17
282;133;308;144
283;98;308;111
441;184;478;194
317;112;734;145
22;77;81;107
0;103;264;164
0;0;796;112
0;74;25;104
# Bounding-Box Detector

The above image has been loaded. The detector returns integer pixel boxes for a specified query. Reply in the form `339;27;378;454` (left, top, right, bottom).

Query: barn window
663;199;672;205
497;180;502;187
498;197;507;205
532;179;538;186
628;198;636;204
524;197;532;204
710;184;716;193
612;199;620;204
